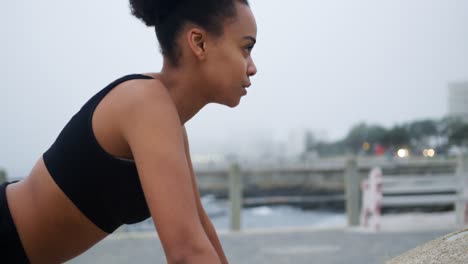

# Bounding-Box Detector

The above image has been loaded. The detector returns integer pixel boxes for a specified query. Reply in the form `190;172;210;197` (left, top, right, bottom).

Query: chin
226;98;242;108
216;96;242;108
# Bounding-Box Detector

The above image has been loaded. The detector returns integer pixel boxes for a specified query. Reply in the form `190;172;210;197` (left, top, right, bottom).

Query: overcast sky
1;0;468;179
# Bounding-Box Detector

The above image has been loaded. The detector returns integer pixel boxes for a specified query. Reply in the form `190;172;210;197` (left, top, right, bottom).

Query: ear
186;28;207;60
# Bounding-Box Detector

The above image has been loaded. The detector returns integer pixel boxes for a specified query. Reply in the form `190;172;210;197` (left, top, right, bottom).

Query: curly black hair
129;0;249;65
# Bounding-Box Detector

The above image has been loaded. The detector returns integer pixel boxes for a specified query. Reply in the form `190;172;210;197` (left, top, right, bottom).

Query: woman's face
202;2;258;107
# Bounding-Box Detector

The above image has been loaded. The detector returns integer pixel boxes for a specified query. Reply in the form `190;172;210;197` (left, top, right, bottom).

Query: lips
241;86;248;95
241;82;251;95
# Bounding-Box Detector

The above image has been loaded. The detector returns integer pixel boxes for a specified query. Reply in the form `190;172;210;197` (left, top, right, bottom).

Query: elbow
166;240;220;264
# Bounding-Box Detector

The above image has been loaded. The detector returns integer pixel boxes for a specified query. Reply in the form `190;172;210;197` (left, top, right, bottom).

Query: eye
243;45;254;55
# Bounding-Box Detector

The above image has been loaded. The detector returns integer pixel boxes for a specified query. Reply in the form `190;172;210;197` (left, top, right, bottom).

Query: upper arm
181;126;207;218
119;84;208;255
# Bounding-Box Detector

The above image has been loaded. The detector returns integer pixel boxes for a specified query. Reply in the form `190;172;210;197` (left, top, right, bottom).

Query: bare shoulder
113;77;181;136
118;76;174;112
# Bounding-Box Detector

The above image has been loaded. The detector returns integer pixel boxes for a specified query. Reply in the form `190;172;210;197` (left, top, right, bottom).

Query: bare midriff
6;157;109;263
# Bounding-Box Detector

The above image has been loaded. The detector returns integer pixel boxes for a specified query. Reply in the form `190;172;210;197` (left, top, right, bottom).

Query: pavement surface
67;227;455;264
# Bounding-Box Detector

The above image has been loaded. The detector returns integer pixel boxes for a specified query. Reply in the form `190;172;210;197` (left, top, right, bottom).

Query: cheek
203;43;248;96
210;52;245;84
223;52;248;80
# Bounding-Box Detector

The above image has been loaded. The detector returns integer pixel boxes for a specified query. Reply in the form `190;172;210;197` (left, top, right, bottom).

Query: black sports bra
43;74;154;233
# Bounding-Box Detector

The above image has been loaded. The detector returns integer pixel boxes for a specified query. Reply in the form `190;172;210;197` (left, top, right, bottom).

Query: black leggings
0;181;29;263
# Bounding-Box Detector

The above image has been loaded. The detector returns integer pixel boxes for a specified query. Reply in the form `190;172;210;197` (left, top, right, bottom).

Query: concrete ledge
386;228;468;264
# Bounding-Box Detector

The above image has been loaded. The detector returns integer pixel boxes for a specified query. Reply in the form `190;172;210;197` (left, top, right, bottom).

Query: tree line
306;117;468;157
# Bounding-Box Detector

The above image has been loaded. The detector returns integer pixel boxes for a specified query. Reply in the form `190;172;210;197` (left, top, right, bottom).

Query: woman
1;0;257;263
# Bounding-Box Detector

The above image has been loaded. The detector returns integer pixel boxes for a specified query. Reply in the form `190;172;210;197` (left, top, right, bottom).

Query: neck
156;61;210;124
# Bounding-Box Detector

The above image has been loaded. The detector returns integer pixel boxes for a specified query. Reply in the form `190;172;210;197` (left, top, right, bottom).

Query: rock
386;228;468;264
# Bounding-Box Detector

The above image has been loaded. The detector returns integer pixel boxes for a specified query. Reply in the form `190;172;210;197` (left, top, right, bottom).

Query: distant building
448;81;468;122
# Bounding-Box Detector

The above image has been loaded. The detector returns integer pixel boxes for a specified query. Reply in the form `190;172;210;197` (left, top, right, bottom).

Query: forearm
163;222;221;264
200;211;229;264
166;244;220;264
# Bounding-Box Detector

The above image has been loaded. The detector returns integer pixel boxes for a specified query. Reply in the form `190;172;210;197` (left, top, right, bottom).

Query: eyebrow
244;36;256;44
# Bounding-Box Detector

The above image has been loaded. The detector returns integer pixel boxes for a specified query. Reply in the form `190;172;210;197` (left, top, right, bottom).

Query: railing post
455;153;468;228
0;169;6;184
345;155;360;226
229;163;242;231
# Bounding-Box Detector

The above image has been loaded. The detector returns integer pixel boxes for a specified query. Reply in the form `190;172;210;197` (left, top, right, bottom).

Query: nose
247;57;257;77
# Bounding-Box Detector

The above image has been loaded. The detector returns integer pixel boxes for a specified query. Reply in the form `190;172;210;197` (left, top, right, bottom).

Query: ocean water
125;195;347;232
210;205;347;231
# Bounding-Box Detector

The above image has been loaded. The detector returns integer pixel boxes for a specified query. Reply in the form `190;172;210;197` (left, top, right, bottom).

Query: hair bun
129;0;185;27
